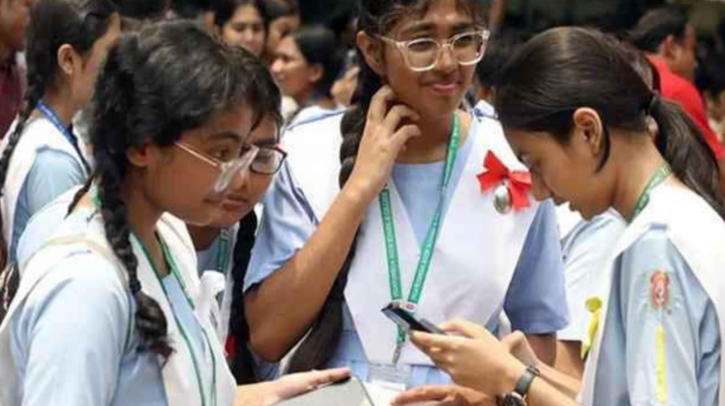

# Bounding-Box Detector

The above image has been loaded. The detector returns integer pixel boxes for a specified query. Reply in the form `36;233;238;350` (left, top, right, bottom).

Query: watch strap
513;365;540;398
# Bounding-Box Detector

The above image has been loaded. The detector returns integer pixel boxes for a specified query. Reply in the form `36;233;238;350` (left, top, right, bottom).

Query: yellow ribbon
581;297;602;359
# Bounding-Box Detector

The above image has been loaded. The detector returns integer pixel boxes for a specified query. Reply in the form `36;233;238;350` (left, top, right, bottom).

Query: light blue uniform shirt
10;147;85;263
10;208;213;406
593;227;721;406
245;114;568;387
16;189;79;268
558;210;627;342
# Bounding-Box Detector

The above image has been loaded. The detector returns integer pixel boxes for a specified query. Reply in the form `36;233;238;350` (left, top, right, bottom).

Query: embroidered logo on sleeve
650;271;670;310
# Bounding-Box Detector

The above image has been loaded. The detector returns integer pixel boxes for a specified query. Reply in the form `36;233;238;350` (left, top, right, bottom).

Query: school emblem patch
650;271;670;310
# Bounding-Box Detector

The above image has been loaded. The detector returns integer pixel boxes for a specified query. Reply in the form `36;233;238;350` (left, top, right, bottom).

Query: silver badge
493;183;512;214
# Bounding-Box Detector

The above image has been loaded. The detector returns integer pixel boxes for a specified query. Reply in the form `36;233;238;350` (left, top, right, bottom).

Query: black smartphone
381;303;447;335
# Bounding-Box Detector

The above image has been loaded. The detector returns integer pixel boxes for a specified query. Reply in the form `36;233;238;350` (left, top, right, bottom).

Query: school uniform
0;108;90;264
0;195;236;406
580;184;725;406
557;208;627;343
473;99;497;121
245;110;569;388
285;105;346;133
196;226;279;381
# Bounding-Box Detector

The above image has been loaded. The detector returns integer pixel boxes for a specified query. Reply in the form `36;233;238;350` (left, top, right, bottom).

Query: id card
368;363;412;392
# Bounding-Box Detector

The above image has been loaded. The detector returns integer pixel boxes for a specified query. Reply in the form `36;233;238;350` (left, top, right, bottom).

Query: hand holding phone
382;302;447;335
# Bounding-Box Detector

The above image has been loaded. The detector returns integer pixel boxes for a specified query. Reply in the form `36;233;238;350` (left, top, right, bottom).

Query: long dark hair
289;25;346;99
494;27;725;219
0;0;116;267
226;51;283;385
72;20;270;360
629;5;690;53
287;0;485;372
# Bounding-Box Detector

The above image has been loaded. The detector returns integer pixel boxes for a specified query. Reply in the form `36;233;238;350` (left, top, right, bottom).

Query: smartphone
273;376;375;406
381;303;447;335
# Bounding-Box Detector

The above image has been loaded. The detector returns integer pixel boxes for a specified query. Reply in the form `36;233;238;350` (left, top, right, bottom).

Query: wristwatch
496;365;540;406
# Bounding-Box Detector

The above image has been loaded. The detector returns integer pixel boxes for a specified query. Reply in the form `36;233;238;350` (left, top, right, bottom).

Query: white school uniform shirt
280;111;549;363
0;205;236;406
579;184;725;406
247;111;568;388
280;110;345;219
285;105;345;133
0;118;89;262
345;115;541;365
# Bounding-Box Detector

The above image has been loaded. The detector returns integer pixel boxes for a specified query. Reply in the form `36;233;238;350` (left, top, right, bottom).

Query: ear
357;31;385;75
56;44;77;78
661;34;679;60
572;107;605;157
308;63;324;84
126;142;158;168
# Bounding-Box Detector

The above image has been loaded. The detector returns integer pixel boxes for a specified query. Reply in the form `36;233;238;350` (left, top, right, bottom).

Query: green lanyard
379;114;461;363
632;163;673;219
217;228;231;274
135;233;218;406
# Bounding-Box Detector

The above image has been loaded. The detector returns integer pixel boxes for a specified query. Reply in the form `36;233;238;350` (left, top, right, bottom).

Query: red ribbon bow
477;152;532;211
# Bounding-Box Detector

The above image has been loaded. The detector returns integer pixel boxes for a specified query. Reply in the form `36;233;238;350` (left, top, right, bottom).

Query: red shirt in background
0;57;24;139
648;56;725;160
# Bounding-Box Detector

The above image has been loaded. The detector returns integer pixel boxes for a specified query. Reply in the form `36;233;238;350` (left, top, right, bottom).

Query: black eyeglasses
249;145;287;175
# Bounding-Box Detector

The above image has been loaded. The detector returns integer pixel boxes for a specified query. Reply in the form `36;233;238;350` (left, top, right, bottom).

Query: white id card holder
368;363;412;392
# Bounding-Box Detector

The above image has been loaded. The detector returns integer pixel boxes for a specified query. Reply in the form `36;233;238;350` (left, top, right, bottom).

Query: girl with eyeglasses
243;0;568;401
404;27;725;406
185;61;290;385
0;0;120;268
0;21;348;406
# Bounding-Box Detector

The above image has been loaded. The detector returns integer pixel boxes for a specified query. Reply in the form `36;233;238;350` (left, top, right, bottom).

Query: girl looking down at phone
406;27;725;406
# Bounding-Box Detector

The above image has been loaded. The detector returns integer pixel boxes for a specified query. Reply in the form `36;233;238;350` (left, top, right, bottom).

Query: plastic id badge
273;376;376;406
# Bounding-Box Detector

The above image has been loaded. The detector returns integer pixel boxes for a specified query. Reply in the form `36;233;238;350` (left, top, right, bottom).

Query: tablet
274;376;376;406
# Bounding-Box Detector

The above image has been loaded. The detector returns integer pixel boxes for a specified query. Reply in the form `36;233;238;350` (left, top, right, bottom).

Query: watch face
501;393;526;406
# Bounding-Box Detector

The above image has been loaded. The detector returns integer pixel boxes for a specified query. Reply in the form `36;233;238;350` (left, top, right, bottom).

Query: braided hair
226;46;283;384
82;20;269;359
287;0;485;372
0;0;116;267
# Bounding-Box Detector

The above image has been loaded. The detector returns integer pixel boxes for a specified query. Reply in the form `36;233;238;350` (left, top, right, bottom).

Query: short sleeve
558;213;626;342
244;162;317;291
619;229;719;406
11;253;132;406
16;197;73;268
24;148;85;215
503;200;569;333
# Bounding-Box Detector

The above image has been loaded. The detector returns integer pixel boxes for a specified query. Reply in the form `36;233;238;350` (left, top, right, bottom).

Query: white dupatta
345;118;539;365
0;211;236;406
579;185;725;405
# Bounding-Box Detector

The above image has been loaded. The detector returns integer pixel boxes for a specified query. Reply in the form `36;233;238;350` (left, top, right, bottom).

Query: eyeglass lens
251;147;285;175
406;33;486;69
